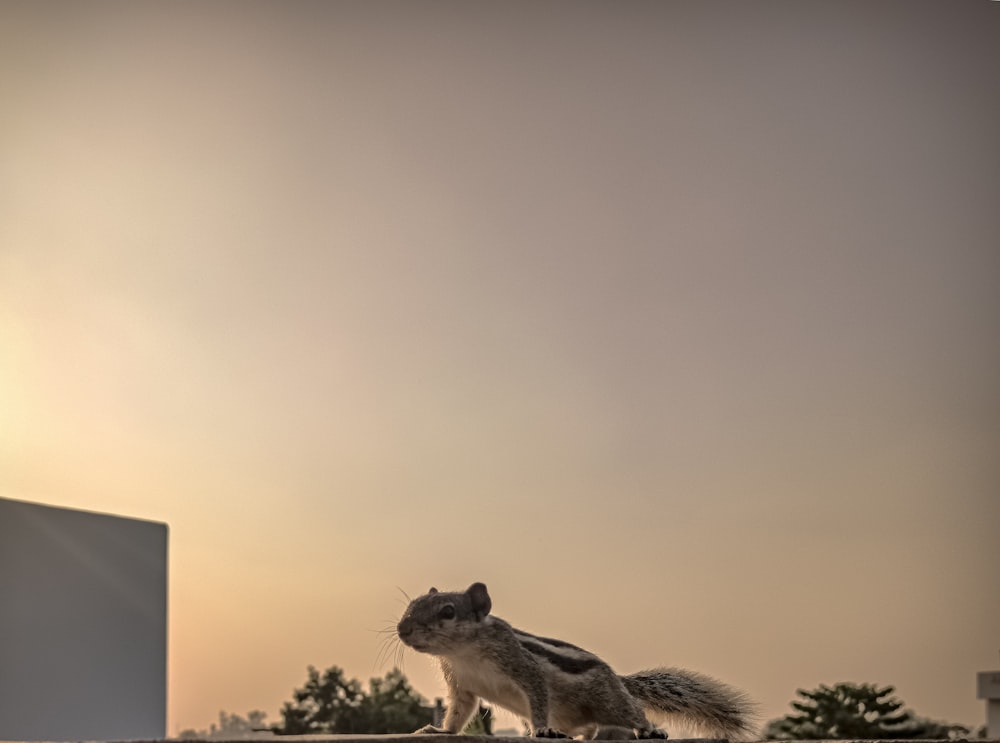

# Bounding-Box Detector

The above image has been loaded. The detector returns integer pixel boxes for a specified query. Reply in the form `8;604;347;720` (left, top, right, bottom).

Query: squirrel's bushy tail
622;667;758;741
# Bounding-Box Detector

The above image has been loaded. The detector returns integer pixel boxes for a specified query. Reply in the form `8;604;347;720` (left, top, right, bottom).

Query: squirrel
396;582;757;740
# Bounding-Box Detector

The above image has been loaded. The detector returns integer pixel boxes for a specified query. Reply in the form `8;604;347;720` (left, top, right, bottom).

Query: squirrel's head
396;582;492;654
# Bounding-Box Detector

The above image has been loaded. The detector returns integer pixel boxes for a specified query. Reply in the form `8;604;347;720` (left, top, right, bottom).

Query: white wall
0;498;167;741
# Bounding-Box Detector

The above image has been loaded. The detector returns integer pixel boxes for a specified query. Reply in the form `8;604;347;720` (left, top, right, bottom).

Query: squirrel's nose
397;618;413;638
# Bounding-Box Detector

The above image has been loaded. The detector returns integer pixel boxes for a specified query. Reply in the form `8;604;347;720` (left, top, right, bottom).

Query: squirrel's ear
467;582;491;620
428;587;438;594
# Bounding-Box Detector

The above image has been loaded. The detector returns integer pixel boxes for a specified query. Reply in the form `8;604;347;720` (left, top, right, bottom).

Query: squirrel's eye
438;605;456;620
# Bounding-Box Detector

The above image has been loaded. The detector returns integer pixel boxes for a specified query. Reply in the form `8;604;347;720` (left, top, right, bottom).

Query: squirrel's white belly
450;657;531;719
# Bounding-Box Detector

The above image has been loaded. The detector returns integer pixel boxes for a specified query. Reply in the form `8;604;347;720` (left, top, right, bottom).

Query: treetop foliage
278;665;433;734
764;682;973;740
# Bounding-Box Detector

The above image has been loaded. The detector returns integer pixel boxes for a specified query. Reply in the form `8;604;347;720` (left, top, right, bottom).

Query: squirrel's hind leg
629;711;668;740
634;727;667;739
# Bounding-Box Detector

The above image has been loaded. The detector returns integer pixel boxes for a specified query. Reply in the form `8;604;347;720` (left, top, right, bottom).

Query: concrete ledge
160;739;728;743
88;737;1000;743
162;739;725;743
5;739;996;743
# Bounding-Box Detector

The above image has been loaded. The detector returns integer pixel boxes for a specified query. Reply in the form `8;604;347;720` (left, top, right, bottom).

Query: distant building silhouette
0;498;167;741
978;671;1000;739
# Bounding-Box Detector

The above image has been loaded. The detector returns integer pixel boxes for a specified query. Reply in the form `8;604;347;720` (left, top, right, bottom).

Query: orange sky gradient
1;1;998;737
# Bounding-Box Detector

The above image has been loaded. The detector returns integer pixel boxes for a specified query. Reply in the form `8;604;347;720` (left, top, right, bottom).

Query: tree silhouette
766;683;928;739
277;666;432;734
908;717;972;740
361;668;436;734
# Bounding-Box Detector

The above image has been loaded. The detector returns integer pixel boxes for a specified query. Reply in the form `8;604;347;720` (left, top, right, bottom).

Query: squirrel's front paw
533;727;568;738
414;725;452;734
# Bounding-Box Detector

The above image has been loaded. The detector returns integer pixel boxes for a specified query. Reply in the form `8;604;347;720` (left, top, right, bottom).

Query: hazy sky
2;0;998;736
